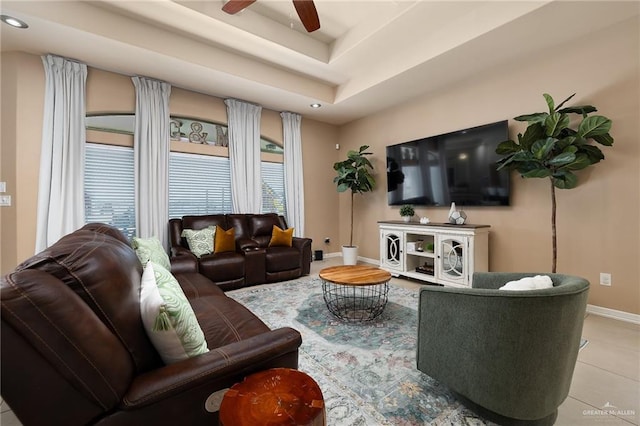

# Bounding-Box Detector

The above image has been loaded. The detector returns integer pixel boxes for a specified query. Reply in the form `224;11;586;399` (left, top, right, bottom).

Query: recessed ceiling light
310;103;322;108
1;15;28;29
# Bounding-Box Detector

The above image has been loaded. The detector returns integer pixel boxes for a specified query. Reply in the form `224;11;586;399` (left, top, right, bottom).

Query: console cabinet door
380;229;404;272
437;236;469;286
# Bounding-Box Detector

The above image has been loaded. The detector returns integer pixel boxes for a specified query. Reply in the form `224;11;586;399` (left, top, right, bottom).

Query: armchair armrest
123;327;302;408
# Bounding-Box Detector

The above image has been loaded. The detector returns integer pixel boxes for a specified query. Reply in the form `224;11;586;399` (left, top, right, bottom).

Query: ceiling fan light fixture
222;0;256;15
222;0;320;32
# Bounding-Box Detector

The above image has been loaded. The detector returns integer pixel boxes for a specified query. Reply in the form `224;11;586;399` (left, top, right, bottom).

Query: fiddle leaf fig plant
333;145;375;247
496;93;614;272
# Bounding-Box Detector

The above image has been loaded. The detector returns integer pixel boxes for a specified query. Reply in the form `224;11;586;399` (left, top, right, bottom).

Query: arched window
84;114;285;238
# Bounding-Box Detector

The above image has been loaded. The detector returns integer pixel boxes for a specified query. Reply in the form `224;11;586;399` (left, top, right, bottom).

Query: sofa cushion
81;223;131;245
214;225;236;253
132;236;171;270
16;230;161;372
199;252;246;283
189;295;270;348
182;214;227;232
173;272;226;299
2;268;135;411
269;226;294;247
227;214;252;240
140;262;209;364
250;214;283;236
181;226;216;258
265;247;301;272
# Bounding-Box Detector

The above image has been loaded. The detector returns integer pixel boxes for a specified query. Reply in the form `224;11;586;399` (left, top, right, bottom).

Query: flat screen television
386;120;510;207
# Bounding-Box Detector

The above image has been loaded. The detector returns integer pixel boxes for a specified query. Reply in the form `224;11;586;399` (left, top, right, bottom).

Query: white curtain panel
281;111;305;237
35;55;87;252
225;99;262;214
132;76;171;249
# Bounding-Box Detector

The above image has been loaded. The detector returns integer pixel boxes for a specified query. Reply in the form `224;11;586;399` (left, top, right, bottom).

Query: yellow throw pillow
269;225;294;247
214;225;235;253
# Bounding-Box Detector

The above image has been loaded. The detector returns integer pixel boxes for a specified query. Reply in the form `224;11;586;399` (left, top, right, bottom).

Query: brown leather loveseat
169;213;312;290
1;223;302;425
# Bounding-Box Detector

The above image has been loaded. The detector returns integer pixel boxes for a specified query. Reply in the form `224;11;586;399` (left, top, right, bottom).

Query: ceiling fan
222;0;321;32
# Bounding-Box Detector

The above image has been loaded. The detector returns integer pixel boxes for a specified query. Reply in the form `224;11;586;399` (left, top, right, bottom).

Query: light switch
0;182;6;192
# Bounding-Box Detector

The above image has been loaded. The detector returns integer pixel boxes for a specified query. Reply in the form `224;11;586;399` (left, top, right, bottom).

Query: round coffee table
319;265;391;322
219;368;325;426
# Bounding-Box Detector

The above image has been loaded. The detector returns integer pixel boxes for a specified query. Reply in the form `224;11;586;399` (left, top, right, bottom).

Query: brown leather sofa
169;213;312;290
1;223;302;426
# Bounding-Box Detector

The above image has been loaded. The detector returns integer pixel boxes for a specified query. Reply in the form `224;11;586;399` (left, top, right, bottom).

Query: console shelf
378;221;490;288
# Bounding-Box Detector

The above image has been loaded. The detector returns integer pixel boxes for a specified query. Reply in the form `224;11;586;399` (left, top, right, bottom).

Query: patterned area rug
228;276;494;425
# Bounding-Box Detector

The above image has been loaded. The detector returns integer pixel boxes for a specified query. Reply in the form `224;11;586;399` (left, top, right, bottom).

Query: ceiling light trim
1;14;28;29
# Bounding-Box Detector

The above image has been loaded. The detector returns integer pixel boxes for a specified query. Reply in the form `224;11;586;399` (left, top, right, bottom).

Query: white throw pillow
140;262;209;364
499;275;553;291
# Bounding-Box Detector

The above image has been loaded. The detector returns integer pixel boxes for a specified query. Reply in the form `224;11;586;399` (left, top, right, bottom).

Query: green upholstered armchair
416;272;589;425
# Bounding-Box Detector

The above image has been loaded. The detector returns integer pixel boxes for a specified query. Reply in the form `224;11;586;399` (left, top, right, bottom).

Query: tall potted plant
496;93;614;272
333;145;376;265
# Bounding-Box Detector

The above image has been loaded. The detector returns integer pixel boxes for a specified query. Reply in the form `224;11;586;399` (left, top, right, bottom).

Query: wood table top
319;265;392;286
219;368;324;426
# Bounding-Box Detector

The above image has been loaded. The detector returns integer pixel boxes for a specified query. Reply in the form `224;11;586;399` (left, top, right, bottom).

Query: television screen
386;120;510;207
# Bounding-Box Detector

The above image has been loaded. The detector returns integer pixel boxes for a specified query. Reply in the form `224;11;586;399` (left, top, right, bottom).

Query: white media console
378;221;490;288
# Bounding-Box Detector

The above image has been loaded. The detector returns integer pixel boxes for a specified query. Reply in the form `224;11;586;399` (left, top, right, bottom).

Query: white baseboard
319;253;380;263
358;255;380;265
322;252;342;259
587;304;640;325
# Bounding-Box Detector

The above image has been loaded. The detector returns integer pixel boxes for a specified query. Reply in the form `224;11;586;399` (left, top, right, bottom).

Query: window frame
84;113;287;236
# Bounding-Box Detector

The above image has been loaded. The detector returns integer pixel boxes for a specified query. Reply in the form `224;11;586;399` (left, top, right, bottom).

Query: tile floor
2;257;638;425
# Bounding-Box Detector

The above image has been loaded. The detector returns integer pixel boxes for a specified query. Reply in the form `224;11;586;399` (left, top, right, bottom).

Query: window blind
85;140;285;228
169;152;233;218
84;143;136;239
262;161;286;216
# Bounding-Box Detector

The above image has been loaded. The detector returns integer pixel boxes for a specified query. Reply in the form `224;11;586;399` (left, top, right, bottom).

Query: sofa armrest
123;327;302;408
243;248;266;286
291;237;311;251
237;238;259;251
292;237;312;275
170;247;198;274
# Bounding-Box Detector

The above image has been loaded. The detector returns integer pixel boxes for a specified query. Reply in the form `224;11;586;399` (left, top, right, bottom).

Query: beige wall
338;16;640;314
1;52;44;274
0;55;339;274
2;16;638;314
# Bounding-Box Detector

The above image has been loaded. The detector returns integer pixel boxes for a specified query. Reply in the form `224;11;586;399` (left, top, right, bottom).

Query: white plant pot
402;216;412;222
342;246;358;265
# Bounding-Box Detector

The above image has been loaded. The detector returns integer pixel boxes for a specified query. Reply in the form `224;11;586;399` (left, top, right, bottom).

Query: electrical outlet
0;195;11;207
599;273;612;286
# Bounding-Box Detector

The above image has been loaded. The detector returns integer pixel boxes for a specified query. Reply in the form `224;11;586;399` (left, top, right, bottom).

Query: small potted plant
400;205;415;222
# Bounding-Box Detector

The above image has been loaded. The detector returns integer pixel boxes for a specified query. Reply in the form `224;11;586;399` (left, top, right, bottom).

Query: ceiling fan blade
222;0;256;15
292;0;320;32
